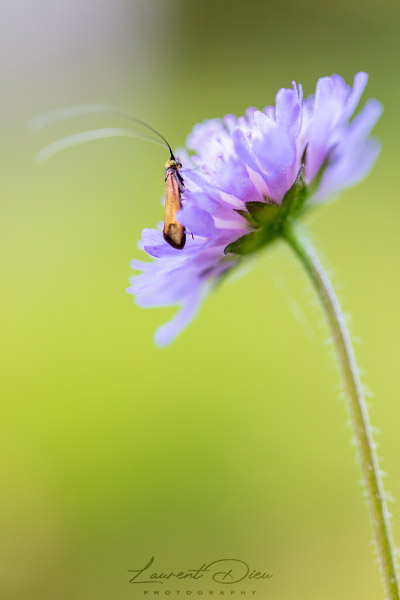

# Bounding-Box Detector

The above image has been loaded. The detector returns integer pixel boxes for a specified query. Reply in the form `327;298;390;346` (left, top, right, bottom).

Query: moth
163;155;185;249
30;104;186;249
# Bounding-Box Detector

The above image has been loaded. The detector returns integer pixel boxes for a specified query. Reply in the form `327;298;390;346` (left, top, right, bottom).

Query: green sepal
224;227;278;256
234;202;279;227
277;174;307;222
246;201;280;225
234;209;256;225
225;171;308;257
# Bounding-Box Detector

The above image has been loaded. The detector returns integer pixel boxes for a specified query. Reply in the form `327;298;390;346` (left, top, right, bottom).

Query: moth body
163;158;186;250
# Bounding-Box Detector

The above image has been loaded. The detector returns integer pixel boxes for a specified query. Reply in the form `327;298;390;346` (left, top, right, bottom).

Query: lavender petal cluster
127;72;382;346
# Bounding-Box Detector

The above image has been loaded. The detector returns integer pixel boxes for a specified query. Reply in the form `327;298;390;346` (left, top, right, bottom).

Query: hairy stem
283;223;399;600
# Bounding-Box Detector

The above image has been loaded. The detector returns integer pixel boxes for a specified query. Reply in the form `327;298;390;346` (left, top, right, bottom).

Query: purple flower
127;72;382;346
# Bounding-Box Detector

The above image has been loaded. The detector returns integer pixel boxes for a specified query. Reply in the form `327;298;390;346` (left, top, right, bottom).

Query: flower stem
283;223;399;600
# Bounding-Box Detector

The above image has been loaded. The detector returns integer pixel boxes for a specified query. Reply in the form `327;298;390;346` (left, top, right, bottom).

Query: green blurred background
1;1;399;598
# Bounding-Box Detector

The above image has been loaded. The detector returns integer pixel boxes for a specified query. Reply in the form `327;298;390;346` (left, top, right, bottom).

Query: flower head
127;72;382;346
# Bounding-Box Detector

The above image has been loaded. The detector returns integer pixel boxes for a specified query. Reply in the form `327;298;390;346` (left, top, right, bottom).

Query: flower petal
177;205;216;238
342;71;369;122
275;82;302;144
154;292;205;347
215;156;261;202
251;122;295;174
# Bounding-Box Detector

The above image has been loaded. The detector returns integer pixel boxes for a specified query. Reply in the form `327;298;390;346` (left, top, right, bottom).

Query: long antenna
29;103;176;160
35;127;169;164
124;115;175;161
